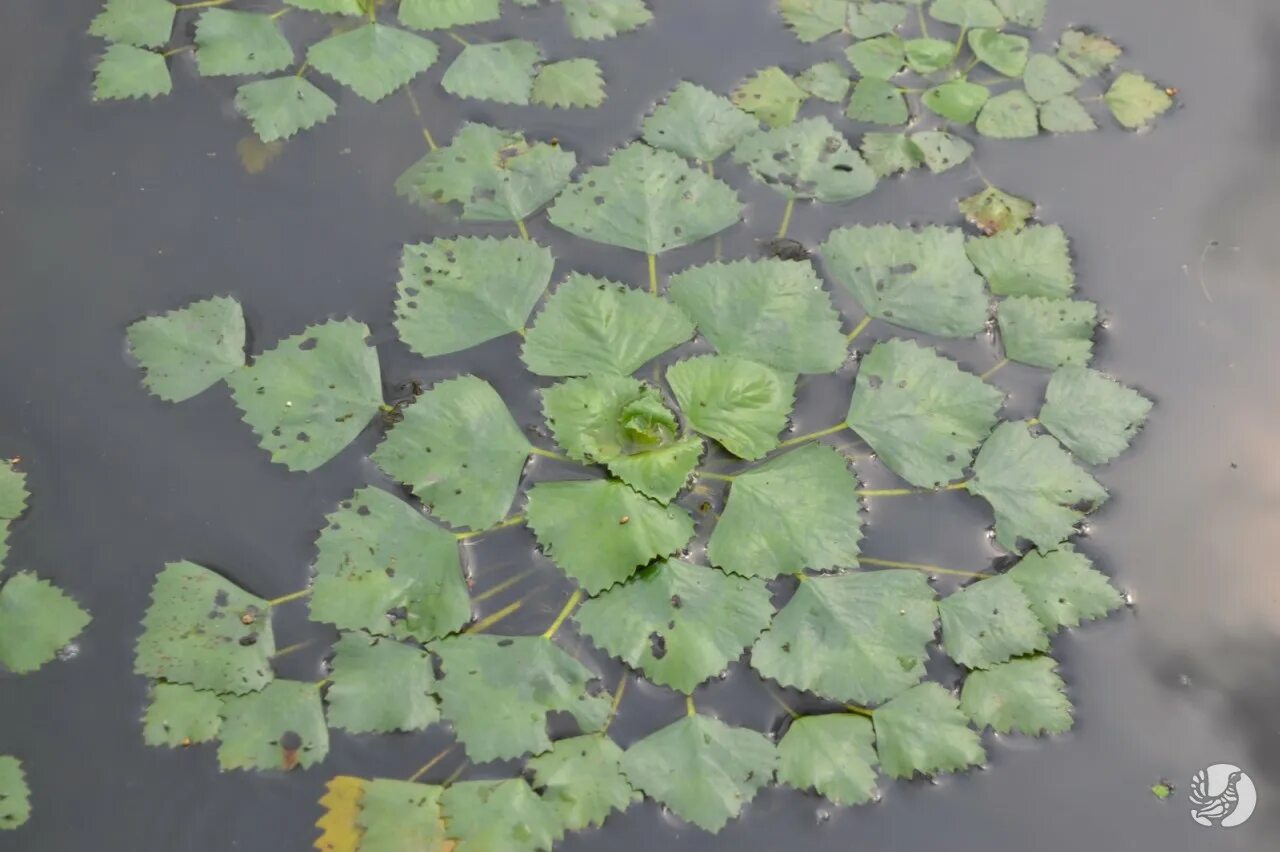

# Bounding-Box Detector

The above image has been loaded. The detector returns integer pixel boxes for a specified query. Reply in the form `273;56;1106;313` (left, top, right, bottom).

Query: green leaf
922;80;989;124
938;575;1048;668
441;39;541;104
846;35;904;80
961;655;1072;735
135;560;274;694
1039;95;1098;133
0;460;27;522
668;258;847;373
441;779;563;852
89;0;175;48
226;318;381;472
0;572;91;674
752;569;936;703
997;296;1096;368
372;377;532;530
393;236;554;358
797;61;851;103
731;116;877;202
394;123;575;223
777;714;878;805
968;29;1029;77
522;273;694;377
527;735;639;831
821;224;989;337
667;355;795;460
731;67;808;129
846;78;909;125
778;0;851;43
1152;782;1172;800
286;0;362;13
126;295;245;402
526;479;695;594
905;37;956;74
994;0;1044;25
324;633;438;733
142;683;223;747
620;714;776;832
1005;546;1123;631
1057;29;1121;78
93;44;171;101
1040;366;1152;465
642;82;758;162
562;0;652;40
848;2;906;38
846;340;1003;487
605;438;705;504
308;23;438;102
861;132;923;178
434;634;610;760
0;757;29;831
1105;72;1173;130
929;0;1004;28
910;130;974;173
194;10;293;77
1022;53;1078;103
217;680;329;772
574;559;773;692
965;224;1074;299
532;58;606;108
547;143;743;254
976;90;1039;138
234;76;337;143
959;185;1035;235
967;421;1108;552
358;779;449;851
873;682;986;778
399;0;501;30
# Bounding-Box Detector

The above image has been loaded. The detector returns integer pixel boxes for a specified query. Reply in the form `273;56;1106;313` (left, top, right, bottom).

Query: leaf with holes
976;90;1039;138
731;67;808;129
667;355;795;460
846;35;904;80
642;82;758;163
308;24;438;102
89;0;175;48
1106;72;1173;130
1005;546;1123;631
961;655;1072;735
217;680;329;772
562;0;652;40
959;185;1035;235
1023;53;1078;103
126;295;245;402
873;682;986;778
399;0;501;30
358;779;449;851
441;39;541;104
528;735;640;831
532;58;606;108
93;44;171;101
0;572;91;674
234;76;336;143
1057;29;1121;78
324;633;438;734
1040;95;1097;133
442;779;564;852
777;714;878;805
938;575;1049;668
861;132;922;178
142;683;224;748
0;757;29;831
966;224;1074;299
846;78;909;126
732;116;877;203
797;61;850;103
997;296;1096;367
930;0;1004;28
968;29;1029;77
1040;367;1152;464
194;10;293;77
911;130;974;174
778;0;851;43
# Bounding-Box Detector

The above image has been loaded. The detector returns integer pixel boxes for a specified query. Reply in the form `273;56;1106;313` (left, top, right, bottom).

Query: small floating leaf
847;1;906;38
910;130;974;174
0;572;91;675
527;735;640;831
1039;95;1098;134
532;58;606;109
234;76;337;143
194;10;293;77
929;0;1005;28
441;39;541;104
667;354;795;460
308;23;439;102
358;779;449;850
938;575;1049;668
846;78;909;126
959;185;1035;235
126;295;245;402
217;680;329;772
93;44;171;101
399;0;500;30
873;682;986;778
1022;53;1079;103
0;757;30;831
1005;546;1123;631
777;714;878;806
961;655;1072;735
976;90;1039;139
561;0;652;40
993;0;1045;28
1057;29;1121;78
732;66;808;129
1105;72;1173;130
142;682;223;748
642;82;758;163
324;633;438;734
1039;367;1153;464
796;61;851;103
88;0;175;48
967;29;1030;77
997;296;1097;368
922;79;989;125
905;37;956;74
965;224;1075;299
731;116;878;202
846;34;905;80
778;0;851;43
861;132;922;178
441;779;563;852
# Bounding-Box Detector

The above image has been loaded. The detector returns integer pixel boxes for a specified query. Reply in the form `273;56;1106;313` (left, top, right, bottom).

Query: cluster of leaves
87;0;649;142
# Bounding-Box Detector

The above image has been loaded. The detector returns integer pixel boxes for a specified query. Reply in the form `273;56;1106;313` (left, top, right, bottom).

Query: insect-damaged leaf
620;714;776;832
142;682;223;747
668;258;847;374
821;224;990;338
976;90;1039;139
561;0;652;40
135;560;274;694
93;44;171;101
434;634;610;761
938;575;1049;668
873;682;986;778
642;82;758;163
547;143;743;254
573;559;774;692
395;123;576;222
997;296;1097;368
959;185;1035;235
732;66;808;129
968;29;1030;77
522;273;694;377
777;714;878;806
1106;72;1173;130
961;655;1072;735
528;735;639;831
910;130;974;174
929;0;1004;28
731;116;877;203
126;295;245;402
399;0;501;30
778;0;850;43
1039;366;1152;465
846;78;909;126
234;77;337;143
308;24;439;102
1022;53;1078;103
526;479;695;594
667;355;795;460
709;444;863;578
0;572;91;674
226;318;382;473
1057;29;1121;78
0;757;30;831
441;39;541;104
217;679;329;772
966;224;1075;299
922;80;989;125
393;236;554;358
194;10;293;77
861;132;922;178
324;632;438;734
359;779;449;851
441;778;564;852
1005;545;1122;631
967;421;1108;552
372;377;532;531
752;569;936;703
532;58;606;109
89;0;175;48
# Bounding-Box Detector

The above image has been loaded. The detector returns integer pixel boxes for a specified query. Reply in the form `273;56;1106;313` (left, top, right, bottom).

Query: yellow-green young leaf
967;422;1108;552
961;655;1072;735
777;714;878;805
668;258;847;374
324;633;438;734
965;224;1075;299
358;779;449;851
862;132;923;178
873;682;986;778
922;79;990;124
194;10;293;77
89;0;175;48
234;77;337;143
93;44;171;101
399;0;500;30
620;714;776;833
1105;72;1173;130
1039;95;1098;134
562;0;652;40
731;116;878;202
0;460;29;568
135;561;274;694
848;1;906;38
905;37;956;74
573;559;774;692
217;680;329;772
1040;366;1152;464
1004;546;1123;631
372;377;532;531
393;236;554;358
441;779;563;852
997;295;1096;368
308;24;439;102
527;735;640;831
286;0;361;14
1057;29;1121;78
994;0;1045;27
532;58;606;108
642;82;759;163
525;479;695;593
938;575;1049;668
142;683;223;747
441;40;541;104
732;67;808;128
959;185;1035;235
968;29;1030;77
521;274;694;377
976;90;1039;138
604;436;705;504
752;570;936;703
0;572;91;674
910;130;974;174
0;757;30;831
846;78;909;125
226;318;382;473
126;295;245;402
1022;53;1079;103
846;35;904;80
434;635;610;761
797;61;850;103
547;143;743;254
778;0;851;43
929;0;1004;28
667;354;795;460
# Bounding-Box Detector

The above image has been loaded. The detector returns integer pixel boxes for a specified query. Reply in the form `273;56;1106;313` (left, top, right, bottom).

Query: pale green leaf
846;78;909;125
441;39;540;104
997;296;1096;368
929;0;1004;28
308;23;439;102
1057;29;1121;78
910;130;974;173
1040;366;1152;464
0;757;29;831
731;67;808;129
89;0;175;48
0;461;27;521
642;82;758;162
442;779;563;852
968;28;1029;77
778;0;850;43
959;185;1035;235
861;132;922;178
0;572;91;674
358;779;448;851
993;0;1045;27
848;2;906;38
142;683;223;747
873;682;985;778
1039;95;1098;133
846;35;904;80
961;655;1072;735
604;437;704;504
1023;53;1078;102
217;680;329;771
400;0;500;30
126;295;245;402
1004;546;1123;631
976;90;1039;138
324;633;438;733
667;355;795;460
777;714;878;805
194;10;293;77
562;0;652;40
965;224;1074;299
797;61;850;103
922;79;989;124
93;44;171;101
732;116;877;202
286;0;362;13
905;37;955;74
528;735;640;831
532;58;606;108
234;76;337;143
1105;72;1173;130
938;575;1048;668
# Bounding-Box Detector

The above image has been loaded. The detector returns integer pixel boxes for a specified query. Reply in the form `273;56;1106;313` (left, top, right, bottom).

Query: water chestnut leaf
997;295;1096;368
905;36;956;74
441;39;541;104
561;0;653;40
848;2;907;39
1057;29;1121;78
861;132;923;178
1022;53;1078;103
667;354;795;460
1105;72;1173;130
0;460;27;523
732;67;808;129
922;79;989;125
0;572;91;675
797;61;851;103
929;0;1004;28
93;44;171;101
441;778;563;852
993;0;1045;28
324;633;438;733
938;575;1049;668
126;295;245;402
527;735;640;831
399;0;501;30
0;757;29;831
961;655;1072;735
217;679;329;772
1039;366;1153;464
308;24;439;102
873;682;986;778
965;224;1075;299
285;0;362;13
532;58;606;109
959;185;1035;235
88;0;175;48
846;35;905;80
358;779;449;851
846;78;909;126
967;29;1030;77
315;775;365;851
776;714;878;805
910;130;974;173
1039;95;1097;134
142;683;223;748
976;90;1039;138
1005;546;1123;631
642;82;758;163
194;10;293;78
234;76;337;143
731;116;878;202
778;0;852;43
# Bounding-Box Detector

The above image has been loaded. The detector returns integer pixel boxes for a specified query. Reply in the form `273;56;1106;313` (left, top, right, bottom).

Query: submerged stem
980;358;1009;381
530;446;571;462
472;568;537;603
777;197;796;239
697;470;736;483
542;589;583;639
465;598;525;634
516;219;530;241
602;674;628;732
404;86;438;151
844;703;874;718
267;587;311;607
161;44;193;58
176;0;230;8
858;480;969;498
685;695;696;716
448;32;471;47
845;315;872;345
859;555;989;579
406;745;456;783
776;423;846;450
456;514;526;540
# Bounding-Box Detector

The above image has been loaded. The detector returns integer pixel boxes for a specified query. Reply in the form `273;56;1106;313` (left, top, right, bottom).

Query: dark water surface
1;0;1277;849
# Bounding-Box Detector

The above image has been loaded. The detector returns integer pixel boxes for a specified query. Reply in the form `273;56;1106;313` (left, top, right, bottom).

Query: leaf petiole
516;219;530;241
845;315;871;344
775;423;846;450
647;253;658;296
685;694;696;716
456;513;527;540
267;587;311;607
406;744;456;783
844;703;874;718
859;555;989;579
464;597;526;633
602;674;628;732
980;358;1009;380
404;86;438;151
541;589;583;639
776;197;795;238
